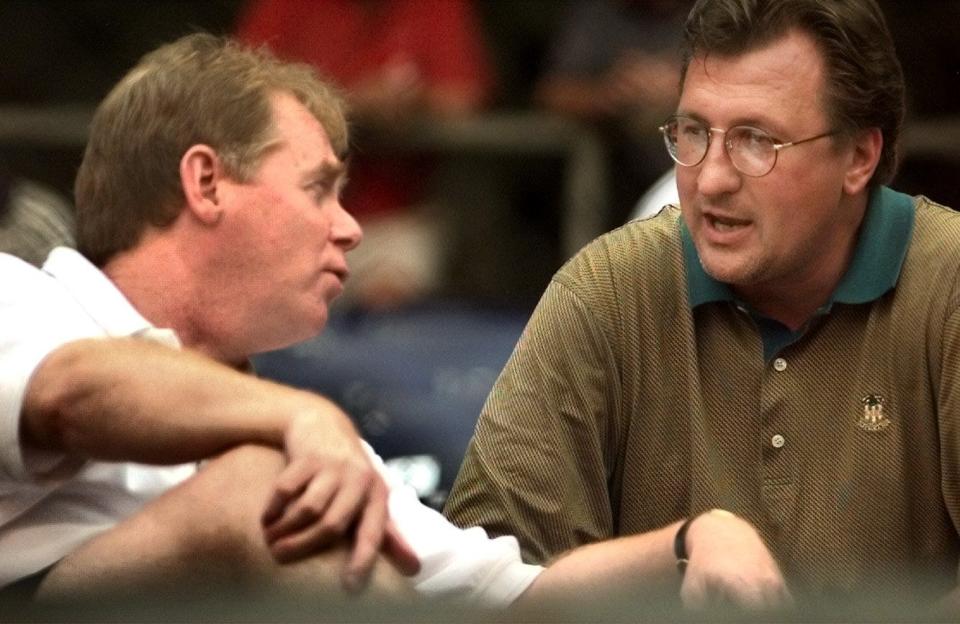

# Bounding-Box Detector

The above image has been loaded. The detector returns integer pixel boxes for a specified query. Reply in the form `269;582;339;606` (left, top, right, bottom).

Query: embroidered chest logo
858;394;890;432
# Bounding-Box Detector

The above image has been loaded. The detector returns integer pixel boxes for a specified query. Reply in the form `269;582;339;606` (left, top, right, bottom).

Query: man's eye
310;181;332;200
680;123;707;139
738;128;772;148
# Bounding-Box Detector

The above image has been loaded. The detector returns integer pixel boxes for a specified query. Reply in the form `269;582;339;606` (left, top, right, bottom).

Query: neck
738;285;829;331
734;193;869;331
103;229;241;366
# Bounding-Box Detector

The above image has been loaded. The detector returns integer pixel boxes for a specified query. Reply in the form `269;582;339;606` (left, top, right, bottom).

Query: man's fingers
268;524;337;563
342;485;388;592
383;522;420;576
683;571;791;612
263;475;338;544
316;469;372;537
266;497;350;562
741;569;791;610
267;471;376;564
261;460;313;526
767;580;794;610
262;484;302;527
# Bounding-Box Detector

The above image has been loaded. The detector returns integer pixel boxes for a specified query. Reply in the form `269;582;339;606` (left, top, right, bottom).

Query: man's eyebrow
302;160;346;184
675;110;778;132
675;110;710;125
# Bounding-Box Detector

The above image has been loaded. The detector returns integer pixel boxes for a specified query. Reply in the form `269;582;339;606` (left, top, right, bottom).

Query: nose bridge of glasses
705;125;768;178
705;126;735;161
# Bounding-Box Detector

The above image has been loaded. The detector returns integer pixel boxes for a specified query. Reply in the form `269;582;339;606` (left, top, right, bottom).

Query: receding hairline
253;89;349;175
680;28;832;122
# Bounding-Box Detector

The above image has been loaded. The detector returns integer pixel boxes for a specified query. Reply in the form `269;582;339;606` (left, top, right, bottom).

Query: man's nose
696;135;742;198
333;201;363;251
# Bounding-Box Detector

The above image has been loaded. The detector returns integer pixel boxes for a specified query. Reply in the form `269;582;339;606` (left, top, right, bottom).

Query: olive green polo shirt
446;188;960;603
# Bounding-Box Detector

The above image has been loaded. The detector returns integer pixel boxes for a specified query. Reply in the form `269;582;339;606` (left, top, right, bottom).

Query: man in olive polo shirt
445;0;960;613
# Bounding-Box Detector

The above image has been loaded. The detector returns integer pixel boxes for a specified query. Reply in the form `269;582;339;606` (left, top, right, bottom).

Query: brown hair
680;0;905;186
75;33;348;266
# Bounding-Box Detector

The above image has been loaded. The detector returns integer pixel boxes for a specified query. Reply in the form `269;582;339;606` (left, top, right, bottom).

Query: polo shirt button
773;357;788;372
771;434;786;448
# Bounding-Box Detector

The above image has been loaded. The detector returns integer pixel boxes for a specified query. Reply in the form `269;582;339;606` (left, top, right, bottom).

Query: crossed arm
20;337;418;589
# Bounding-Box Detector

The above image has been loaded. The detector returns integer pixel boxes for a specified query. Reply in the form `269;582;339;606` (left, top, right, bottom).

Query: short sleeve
444;270;621;564
0;255;100;481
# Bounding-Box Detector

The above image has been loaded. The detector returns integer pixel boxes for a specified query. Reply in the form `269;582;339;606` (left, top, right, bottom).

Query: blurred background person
236;0;495;310
0;163;75;267
535;0;687;228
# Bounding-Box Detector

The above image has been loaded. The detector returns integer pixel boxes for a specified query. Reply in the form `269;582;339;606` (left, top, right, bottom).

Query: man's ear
180;144;225;226
843;127;883;196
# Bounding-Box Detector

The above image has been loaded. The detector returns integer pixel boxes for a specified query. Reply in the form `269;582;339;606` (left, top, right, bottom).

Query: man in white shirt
0;32;769;615
0;33;545;608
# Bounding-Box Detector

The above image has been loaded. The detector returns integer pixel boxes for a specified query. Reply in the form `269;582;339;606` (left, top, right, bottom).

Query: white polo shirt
0;248;541;606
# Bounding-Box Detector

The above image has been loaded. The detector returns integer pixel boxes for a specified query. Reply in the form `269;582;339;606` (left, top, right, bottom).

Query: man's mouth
329;266;350;282
706;214;750;231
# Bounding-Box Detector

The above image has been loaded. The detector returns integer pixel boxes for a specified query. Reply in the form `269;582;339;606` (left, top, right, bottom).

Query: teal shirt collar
684;185;916;309
683;186;916;360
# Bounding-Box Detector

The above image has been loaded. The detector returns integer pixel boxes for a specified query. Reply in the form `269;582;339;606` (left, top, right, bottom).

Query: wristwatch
674;509;736;574
674;516;695;573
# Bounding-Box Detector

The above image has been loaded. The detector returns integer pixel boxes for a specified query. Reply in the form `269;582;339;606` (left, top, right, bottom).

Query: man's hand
680;509;793;611
260;409;419;590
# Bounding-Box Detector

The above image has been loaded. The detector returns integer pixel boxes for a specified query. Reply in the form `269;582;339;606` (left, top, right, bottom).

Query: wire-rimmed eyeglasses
658;115;837;177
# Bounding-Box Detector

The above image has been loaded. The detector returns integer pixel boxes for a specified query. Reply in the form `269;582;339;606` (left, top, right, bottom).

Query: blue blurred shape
253;302;528;503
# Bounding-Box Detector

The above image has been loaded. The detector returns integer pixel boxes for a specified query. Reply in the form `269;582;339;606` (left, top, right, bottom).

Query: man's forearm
515;521;682;608
514;509;792;613
21;337;342;464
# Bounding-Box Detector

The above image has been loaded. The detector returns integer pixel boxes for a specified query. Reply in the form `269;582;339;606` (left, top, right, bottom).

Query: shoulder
0;251;74;306
0;252;55;298
898;196;960;307
540;206;687;341
912;195;960;234
555;206;685;291
906;196;960;267
0;250;101;344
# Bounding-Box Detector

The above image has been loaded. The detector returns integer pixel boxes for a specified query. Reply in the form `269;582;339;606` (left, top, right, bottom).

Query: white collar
42;247;181;348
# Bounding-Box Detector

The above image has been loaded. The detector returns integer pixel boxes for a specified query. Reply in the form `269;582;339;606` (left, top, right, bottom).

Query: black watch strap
674;516;695;574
